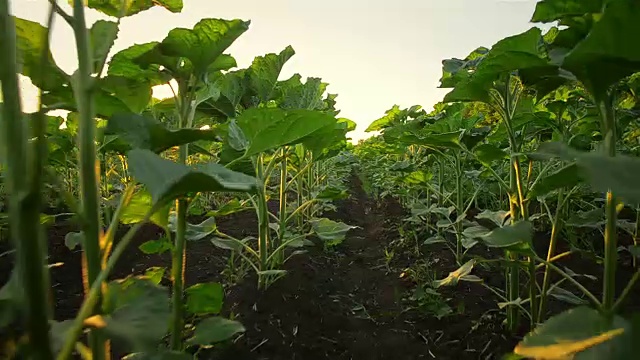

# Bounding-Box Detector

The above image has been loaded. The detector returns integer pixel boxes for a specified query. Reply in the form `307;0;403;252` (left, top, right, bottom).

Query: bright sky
12;0;539;141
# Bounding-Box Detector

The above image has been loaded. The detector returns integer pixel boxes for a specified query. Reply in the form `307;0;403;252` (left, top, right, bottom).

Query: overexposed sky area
12;0;539;141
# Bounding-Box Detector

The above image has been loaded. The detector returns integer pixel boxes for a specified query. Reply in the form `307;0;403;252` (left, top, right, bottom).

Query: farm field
2;1;640;360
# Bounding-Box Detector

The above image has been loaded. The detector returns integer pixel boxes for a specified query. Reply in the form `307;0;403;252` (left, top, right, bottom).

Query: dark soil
3;174;639;359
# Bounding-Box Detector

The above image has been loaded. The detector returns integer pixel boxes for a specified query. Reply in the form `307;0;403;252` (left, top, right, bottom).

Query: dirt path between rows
210;175;513;360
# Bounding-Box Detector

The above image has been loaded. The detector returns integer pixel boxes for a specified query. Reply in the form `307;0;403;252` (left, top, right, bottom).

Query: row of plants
354;0;640;358
0;0;355;359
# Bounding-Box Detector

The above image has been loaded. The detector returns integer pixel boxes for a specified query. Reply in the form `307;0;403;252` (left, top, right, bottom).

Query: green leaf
90;20;118;74
14;17;68;90
127;149;257;208
103;278;170;351
206;199;248;217
187;317;245;345
100;76;152;114
210;236;248;252
366;105;405;132
139;237;172;255
474;144;508;166
83;0;183;17
561;0;640;98
248;46;296;103
442;28;549;103
480;221;533;249
405;131;462;149
236;108;337;157
143;267;165;285
424;235;446;245
104;114;221;154
528;163;583;199
514;307;631;359
142;19;250;77
403;170;433;185
168;215;217;241
277;74;328;110
120;189;171;229
310;218;358;247
539;143;640;204
315;186;349;201
475;210;509;227
64;231;83;250
185;282;224;315
433;259;479;287
531;0;602;23
548;286;588;306
108;43;169;85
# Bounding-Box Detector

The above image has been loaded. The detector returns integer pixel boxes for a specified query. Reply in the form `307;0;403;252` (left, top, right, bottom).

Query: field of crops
2;0;640;359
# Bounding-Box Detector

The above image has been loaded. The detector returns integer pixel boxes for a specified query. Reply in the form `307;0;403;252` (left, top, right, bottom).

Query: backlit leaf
433;259;477;287
236;108;337;157
248;46;296;103
83;0;183;17
90;20;118;74
310;218;358;246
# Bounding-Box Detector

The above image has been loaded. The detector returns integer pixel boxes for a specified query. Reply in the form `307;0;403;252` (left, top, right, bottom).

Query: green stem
169;85;195;350
170;198;187;350
538;190;563;323
255;155;270;287
0;3;54;359
598;96;617;313
70;0;107;358
454;152;463;263
276;147;288;265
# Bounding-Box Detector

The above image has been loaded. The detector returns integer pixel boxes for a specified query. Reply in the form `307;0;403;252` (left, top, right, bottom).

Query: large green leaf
90;20;119;74
277;74;328;110
479;221;533;249
102;278;171;351
187;317;245;345
527;163;583;199
104;113;221;154
561;0;640;98
514;307;631;359
531;0;602;23
538;142;640;204
140;19;250;77
101;76;152;113
185;283;224;315
168;215;217;241
14;17;68;90
442;28;549;103
107;43;169;85
82;0;183;17
366;105;406;132
474;143;508;165
126;149;257;208
248;46;296;103
236;108;337;157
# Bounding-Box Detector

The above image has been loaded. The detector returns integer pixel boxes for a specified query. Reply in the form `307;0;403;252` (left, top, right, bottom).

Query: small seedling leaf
185;282;224;315
187;317;245;345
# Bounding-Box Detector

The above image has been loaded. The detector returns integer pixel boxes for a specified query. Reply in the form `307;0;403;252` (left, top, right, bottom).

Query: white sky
12;0;539;141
